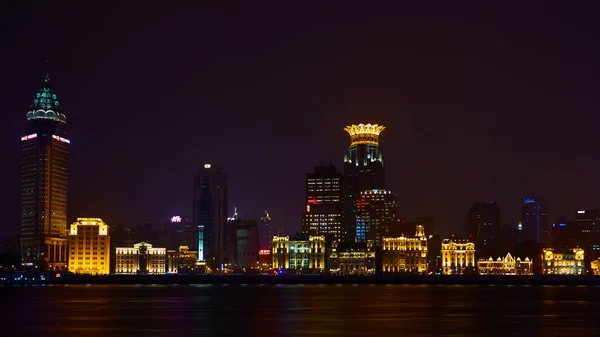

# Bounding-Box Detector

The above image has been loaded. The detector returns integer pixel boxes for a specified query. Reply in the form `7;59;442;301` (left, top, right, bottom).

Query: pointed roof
26;74;66;123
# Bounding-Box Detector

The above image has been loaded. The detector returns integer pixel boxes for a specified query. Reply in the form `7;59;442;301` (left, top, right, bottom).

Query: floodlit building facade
381;225;428;273
477;253;532;275
541;248;584;275
329;241;375;275
272;235;326;272
441;237;476;275
167;245;197;274
115;242;166;275
67;218;110;275
591;258;600;275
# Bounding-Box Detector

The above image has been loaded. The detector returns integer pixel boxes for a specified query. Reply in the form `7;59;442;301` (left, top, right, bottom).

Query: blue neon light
523;198;535;204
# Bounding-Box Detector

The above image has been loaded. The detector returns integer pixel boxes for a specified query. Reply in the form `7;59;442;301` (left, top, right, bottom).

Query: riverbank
25;274;600;286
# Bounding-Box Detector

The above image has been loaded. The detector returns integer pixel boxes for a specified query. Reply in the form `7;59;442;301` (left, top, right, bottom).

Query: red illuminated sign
258;249;271;256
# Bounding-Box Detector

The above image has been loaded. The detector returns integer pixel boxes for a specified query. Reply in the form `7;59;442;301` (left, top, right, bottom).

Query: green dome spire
26;74;66;123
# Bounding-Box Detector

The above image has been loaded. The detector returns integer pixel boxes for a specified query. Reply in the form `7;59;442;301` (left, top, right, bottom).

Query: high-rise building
193;164;228;266
237;223;259;269
301;164;345;241
164;215;195;250
259;211;273;250
468;201;501;253
574;209;600;254
521;195;549;244
20;74;70;271
67;218;110;275
343;123;386;242
355;189;398;243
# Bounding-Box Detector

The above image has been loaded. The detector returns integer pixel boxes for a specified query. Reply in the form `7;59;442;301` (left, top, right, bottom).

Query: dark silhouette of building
521;195;548;244
20;74;69;271
259;210;272;250
164;215;195;250
237;221;259;269
468;201;501;255
343;124;386;242
355;189;397;242
301;163;345;241
193;164;228;267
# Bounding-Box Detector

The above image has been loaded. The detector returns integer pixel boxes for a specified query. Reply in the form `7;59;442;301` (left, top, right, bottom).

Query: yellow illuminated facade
477;253;532;275
272;235;326;272
542;248;584;275
344;123;386;146
329;241;375;275
381;225;428;273
115;242;166;275
591;258;600;275
167;245;197;274
441;237;476;275
67;218;110;275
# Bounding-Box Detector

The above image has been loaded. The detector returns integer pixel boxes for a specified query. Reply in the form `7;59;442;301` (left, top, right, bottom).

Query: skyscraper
343;123;386;242
193;164;227;266
301;163;345;241
468;201;501;253
20;74;69;271
259;210;272;250
164;215;195;250
521;195;548;244
355;189;397;242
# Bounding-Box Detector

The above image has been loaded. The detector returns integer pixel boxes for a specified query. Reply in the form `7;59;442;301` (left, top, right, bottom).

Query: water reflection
1;285;600;336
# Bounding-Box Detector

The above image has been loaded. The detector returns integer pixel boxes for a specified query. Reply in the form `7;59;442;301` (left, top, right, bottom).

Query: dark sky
2;2;600;240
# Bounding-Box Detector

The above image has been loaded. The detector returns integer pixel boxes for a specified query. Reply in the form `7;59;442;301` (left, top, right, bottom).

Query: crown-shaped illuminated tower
342;123;387;242
20;73;70;272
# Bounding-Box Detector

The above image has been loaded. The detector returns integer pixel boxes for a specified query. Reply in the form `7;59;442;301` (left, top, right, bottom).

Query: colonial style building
441;236;476;275
591;258;600;275
166;245;197;274
329;241;375;275
115;242;166;275
272;234;326;272
67;218;110;275
541;248;584;275
477;253;532;275
381;225;428;273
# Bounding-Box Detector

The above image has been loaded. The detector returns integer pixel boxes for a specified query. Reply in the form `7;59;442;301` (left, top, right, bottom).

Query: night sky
2;2;600;240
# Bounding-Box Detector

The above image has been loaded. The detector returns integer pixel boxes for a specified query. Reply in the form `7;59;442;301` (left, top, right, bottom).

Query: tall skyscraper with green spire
20;74;69;271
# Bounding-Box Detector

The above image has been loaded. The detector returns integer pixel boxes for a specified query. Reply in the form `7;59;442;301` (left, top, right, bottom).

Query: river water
2;284;599;336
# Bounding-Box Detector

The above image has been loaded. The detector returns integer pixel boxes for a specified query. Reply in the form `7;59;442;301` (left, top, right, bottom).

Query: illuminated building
521;195;548;244
574;209;600;259
236;222;259;269
193;164;228;266
541;248;584;275
115;242;166;275
166;245;197;274
329;241;375;275
67;218;110;275
301;164;345;241
343;123;386;242
259;210;273;250
164;215;195;251
355;189;397;242
381;225;428;273
441;237;476;275
272;234;326;272
468;202;501;253
20;74;69;271
477;253;532;275
591;258;600;275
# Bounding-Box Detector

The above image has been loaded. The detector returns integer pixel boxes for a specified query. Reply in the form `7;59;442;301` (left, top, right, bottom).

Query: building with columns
441;237;476;275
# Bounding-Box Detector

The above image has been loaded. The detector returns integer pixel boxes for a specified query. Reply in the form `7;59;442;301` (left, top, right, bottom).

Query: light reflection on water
1;284;600;336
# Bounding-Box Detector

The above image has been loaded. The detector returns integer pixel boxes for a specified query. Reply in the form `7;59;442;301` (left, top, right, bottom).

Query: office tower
301;163;345;241
20;74;69;271
521;195;549;244
574;209;600;253
355;189;398;242
468;201;501;253
165;215;196;250
67;218;110;275
259;211;273;250
115;242;166;274
343;123;386;242
225;209;258;267
236;222;259;269
193;164;228;266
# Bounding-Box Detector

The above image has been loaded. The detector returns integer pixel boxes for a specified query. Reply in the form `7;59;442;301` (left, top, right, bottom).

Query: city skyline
3;2;600;241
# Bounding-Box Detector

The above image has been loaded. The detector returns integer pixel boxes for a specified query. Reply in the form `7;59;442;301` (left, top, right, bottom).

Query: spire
26;67;66;123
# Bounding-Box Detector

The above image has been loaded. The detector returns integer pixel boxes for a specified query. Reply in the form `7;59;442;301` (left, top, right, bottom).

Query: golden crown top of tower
344;123;386;146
